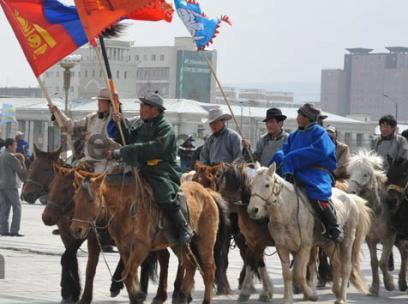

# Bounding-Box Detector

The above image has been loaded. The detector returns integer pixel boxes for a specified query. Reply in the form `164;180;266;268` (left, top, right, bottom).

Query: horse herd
20;145;408;304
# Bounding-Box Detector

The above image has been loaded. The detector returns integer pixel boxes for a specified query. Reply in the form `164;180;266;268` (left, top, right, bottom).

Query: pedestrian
190;135;207;170
242;107;288;166
200;108;243;165
0;138;27;236
178;135;196;172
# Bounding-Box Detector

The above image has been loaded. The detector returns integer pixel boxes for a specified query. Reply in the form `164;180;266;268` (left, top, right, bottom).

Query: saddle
160;193;190;244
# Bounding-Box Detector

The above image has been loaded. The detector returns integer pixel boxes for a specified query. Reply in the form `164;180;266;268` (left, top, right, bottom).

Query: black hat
262;108;287;122
139;94;166;111
298;103;320;122
379;115;397;127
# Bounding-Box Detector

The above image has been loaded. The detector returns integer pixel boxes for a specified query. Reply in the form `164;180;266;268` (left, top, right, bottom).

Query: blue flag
174;0;231;50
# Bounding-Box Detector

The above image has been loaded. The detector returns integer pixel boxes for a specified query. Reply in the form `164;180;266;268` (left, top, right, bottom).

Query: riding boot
315;200;344;243
166;207;194;245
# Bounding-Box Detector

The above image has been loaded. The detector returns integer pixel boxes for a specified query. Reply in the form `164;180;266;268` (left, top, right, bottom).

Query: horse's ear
53;162;61;174
50;146;62;160
268;162;276;176
387;155;394;167
255;161;261;170
90;174;105;187
194;160;202;171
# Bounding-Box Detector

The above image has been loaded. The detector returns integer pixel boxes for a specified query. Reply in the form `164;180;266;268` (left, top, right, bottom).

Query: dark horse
385;156;408;291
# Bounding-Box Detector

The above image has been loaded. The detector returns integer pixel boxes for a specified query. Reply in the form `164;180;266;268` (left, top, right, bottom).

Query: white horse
347;150;397;295
247;163;372;304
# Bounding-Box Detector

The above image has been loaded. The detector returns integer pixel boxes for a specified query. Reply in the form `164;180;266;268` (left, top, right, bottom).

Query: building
1;98;378;153
321;47;408;120
0;87;41;98
42;37;217;104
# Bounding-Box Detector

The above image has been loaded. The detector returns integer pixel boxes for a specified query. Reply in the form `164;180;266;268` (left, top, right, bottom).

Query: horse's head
247;163;280;220
70;171;105;240
386;156;408;211
21;145;61;204
192;161;222;190
42;163;75;226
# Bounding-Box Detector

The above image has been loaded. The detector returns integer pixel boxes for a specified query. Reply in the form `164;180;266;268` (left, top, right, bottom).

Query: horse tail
349;194;372;294
140;251;159;284
208;189;231;292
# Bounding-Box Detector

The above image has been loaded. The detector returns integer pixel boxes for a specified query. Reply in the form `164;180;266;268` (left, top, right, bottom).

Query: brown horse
70;168;221;304
214;162;275;301
44;163;172;304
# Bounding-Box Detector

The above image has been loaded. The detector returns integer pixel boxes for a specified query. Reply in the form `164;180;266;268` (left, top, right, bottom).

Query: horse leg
172;262;185;304
195;240;216;304
238;264;254;302
379;234;396;291
152;249;170;304
110;259;125;297
177;256;197;304
328;247;342;300
277;247;293;304
294;246;317;302
396;239;408;291
215;232;231;295
336;233;355;304
367;240;380;296
257;254;274;302
78;231;100;304
307;246;318;291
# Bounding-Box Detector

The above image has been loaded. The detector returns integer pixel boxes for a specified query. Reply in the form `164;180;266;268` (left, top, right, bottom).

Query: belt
147;159;162;166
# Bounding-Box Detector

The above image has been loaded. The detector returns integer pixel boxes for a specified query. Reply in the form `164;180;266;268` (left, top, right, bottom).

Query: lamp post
383;94;398;121
60;55;81;114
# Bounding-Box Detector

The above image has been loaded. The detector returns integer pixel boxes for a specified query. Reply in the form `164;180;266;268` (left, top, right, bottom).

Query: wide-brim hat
205;108;232;124
139;94;166;111
263;108;287;122
298;103;321;122
91;87;112;101
16;131;24;136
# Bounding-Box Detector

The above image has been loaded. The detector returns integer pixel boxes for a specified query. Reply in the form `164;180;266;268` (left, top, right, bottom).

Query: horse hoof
306;293;318;302
399;279;408;291
334;300;345;304
111;290;120;298
368;286;379;297
76;300;91;304
238;294;250;302
258;293;273;302
129;292;146;304
384;280;395;291
293;284;302;294
60;299;75;304
216;287;232;295
152;299;164;304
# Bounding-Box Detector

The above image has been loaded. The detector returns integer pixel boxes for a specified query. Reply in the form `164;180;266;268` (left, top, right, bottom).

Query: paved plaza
1;202;408;303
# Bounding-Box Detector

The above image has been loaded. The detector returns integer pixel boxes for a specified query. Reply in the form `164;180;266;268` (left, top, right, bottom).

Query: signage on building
176;50;212;103
0;103;17;124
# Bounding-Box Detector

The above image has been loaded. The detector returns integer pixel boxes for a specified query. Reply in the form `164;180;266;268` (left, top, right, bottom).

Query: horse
247;163;371;304
347;150;397;295
384;156;408;291
70;167;227;304
215;162;275;302
20;145;84;302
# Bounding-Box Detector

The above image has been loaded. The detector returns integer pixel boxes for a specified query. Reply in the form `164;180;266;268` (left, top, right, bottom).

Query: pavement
1;201;408;304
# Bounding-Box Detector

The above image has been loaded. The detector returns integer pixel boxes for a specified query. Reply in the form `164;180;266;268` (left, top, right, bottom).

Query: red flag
0;0;88;77
128;0;173;23
74;0;159;42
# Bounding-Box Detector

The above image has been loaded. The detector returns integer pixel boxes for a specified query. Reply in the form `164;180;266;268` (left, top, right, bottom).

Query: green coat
119;114;181;206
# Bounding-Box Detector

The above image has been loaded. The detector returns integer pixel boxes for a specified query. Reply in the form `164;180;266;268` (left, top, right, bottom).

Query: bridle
46;198;74;214
24;178;49;197
250;175;282;206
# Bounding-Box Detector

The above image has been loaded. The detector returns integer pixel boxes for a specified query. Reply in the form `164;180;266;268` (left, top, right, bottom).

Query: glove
112;149;122;160
284;173;295;184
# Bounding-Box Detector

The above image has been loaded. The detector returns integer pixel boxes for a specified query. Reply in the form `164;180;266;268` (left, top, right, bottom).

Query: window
151;54;156;61
135;55;140;61
160;54;165;61
124;71;127;79
143;54;147;61
116;70;120;79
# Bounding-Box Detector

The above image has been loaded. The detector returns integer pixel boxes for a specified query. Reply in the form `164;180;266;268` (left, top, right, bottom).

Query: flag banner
128;0;173;23
0;103;17;124
73;0;158;42
0;0;88;77
174;0;231;50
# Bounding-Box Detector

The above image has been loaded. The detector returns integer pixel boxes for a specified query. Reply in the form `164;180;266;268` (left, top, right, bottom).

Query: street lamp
383;94;398;121
60;55;81;114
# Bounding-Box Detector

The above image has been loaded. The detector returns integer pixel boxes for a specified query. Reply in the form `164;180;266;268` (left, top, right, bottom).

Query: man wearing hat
178;135;196;173
271;103;343;243
372;114;408;171
243;108;288;166
108;93;193;245
326;125;351;182
200;108;243;165
48;87;120;173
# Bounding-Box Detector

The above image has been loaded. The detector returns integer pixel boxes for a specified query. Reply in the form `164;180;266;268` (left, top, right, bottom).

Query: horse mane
349;150;384;172
222;163;252;204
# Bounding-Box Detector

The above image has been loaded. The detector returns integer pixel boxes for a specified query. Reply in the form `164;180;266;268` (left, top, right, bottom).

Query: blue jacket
270;123;336;201
16;139;31;157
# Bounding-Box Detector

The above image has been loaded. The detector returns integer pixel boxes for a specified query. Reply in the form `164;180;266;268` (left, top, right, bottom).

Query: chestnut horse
45;163;171;304
70;168;223;304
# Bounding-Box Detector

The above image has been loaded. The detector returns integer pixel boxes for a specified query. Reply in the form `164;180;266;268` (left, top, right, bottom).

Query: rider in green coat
109;94;193;244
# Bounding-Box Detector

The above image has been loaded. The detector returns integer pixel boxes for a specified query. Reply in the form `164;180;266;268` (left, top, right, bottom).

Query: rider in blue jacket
270;103;344;243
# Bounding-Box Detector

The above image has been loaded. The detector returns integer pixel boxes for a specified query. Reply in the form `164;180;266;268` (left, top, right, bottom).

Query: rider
271;103;344;243
326;125;351;182
48;87;120;173
108;93;193;245
15;131;32;159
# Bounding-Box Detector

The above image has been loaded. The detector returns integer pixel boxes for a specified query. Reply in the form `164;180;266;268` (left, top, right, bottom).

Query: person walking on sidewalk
0;138;27;236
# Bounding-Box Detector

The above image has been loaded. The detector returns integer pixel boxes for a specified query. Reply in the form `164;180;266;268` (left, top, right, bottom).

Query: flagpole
200;51;255;163
37;77;74;154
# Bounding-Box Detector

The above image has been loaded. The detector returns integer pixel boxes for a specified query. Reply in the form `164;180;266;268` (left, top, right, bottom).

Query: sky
1;0;408;94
